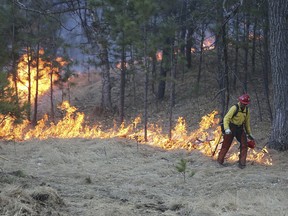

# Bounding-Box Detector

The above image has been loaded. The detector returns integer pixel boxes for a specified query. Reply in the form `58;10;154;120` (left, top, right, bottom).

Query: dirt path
1;138;288;216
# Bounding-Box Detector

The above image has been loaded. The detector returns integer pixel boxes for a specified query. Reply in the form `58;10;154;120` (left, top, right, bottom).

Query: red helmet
247;140;256;149
238;94;250;105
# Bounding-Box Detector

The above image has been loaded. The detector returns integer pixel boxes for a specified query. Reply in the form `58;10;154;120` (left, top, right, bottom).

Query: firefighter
217;94;254;169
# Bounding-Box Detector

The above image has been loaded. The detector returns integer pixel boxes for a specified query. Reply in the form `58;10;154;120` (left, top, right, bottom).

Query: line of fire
0;48;272;166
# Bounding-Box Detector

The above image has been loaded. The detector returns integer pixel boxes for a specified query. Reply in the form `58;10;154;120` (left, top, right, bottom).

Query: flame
203;37;215;50
0;102;272;166
156;50;163;61
8;49;67;102
0;115;30;141
191;48;196;53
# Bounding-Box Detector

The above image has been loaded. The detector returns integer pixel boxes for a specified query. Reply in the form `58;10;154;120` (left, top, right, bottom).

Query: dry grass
1;138;288;216
0;179;65;216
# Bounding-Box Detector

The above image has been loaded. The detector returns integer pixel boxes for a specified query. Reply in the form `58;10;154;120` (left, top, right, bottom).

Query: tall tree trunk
151;54;156;95
216;2;229;116
143;26;148;142
11;0;20;114
119;41;126;124
130;47;137;106
180;0;187;56
262;3;273;120
151;16;157;94
27;47;32;121
216;37;225;116
233;14;239;92
33;43;40;126
243;12;250;92
268;0;288;150
169;43;177;140
251;19;262;121
50;69;55;123
223;23;229;112
251;19;257;79
157;38;170;100
68;81;71;103
186;28;193;69
197;24;205;93
157;62;167;100
100;42;112;110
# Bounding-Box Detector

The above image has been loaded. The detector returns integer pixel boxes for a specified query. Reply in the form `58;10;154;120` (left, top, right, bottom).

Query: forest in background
0;0;287;150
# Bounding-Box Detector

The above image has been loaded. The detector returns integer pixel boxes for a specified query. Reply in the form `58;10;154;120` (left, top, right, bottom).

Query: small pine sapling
176;158;187;183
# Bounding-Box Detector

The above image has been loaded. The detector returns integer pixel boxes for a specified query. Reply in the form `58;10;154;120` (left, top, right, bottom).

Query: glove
225;129;232;134
247;134;254;140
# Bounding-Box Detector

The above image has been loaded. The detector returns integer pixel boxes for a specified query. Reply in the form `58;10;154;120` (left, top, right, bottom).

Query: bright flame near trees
0;101;272;166
156;50;163;61
203;37;215;50
8;49;66;102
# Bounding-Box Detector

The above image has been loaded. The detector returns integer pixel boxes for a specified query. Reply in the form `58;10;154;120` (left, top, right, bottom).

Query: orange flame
156;50;163;61
8;49;67;102
0;102;272;166
191;48;196;53
203;37;215;50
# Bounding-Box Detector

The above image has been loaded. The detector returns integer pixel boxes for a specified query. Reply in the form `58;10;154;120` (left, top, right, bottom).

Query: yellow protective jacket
223;102;252;135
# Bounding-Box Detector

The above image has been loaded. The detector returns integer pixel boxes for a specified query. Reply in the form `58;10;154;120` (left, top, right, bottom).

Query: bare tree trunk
151;16;157;94
268;0;288;150
119;40;126;124
50;70;55;123
216;2;229;116
129;47;137;106
61;86;64;103
233;14;239;92
186;28;193;69
143;26;148;142
262;5;273;120
197;23;206;93
27;47;32;121
180;0;187;56
11;0;20;114
157;39;170;100
223;23;229;112
87;65;91;83
32;43;40;126
243;12;250;92
100;43;112;110
168;43;177;140
216;41;225;116
68;82;72;103
171;46;176;107
157;63;167;100
250;19;262;121
151;54;156;95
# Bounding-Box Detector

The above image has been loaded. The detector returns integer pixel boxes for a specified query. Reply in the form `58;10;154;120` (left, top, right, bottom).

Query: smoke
59;13;95;74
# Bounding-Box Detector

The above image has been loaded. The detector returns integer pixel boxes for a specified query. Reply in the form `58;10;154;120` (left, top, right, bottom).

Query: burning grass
0;101;272;166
